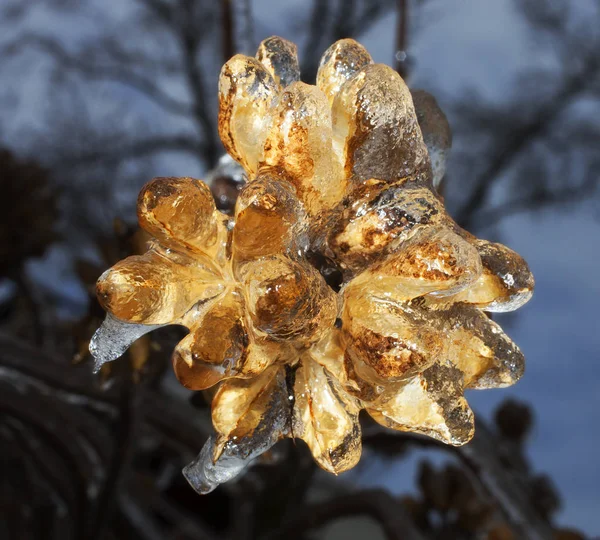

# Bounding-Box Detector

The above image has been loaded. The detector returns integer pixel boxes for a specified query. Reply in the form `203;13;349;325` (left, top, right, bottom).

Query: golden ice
91;37;535;490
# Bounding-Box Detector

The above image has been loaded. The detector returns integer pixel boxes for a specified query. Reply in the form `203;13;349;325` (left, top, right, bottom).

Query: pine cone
91;37;534;492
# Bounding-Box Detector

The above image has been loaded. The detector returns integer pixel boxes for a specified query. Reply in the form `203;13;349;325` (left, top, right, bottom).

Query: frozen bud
341;290;443;381
211;366;291;460
256;36;300;89
368;361;474;446
332;63;431;184
293;358;362;474
90;37;536;487
432;304;525;389
241;255;337;344
137;177;221;253
261;81;345;212
411;90;452;190
97;249;223;325
317;38;372;106
233;174;307;264
219;55;278;174
452;239;534;312
172;291;249;390
326;183;447;276
348;227;482;302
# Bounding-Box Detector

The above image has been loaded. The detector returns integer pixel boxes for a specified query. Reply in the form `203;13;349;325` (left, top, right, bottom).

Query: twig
362;422;556;539
221;0;234;63
236;0;255;55
90;382;137;540
395;0;409;77
13;273;44;346
179;14;219;167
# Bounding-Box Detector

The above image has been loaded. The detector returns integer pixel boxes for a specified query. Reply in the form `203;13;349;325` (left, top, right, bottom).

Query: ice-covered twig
89;313;165;372
183;435;279;495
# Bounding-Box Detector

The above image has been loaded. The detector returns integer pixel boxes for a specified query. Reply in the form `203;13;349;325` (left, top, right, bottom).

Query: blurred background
1;0;599;538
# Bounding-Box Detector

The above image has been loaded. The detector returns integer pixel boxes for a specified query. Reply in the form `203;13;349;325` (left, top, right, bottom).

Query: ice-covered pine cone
91;37;534;493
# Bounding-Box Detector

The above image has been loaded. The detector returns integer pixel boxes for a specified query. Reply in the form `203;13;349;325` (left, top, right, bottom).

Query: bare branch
235;0;255;55
395;0;409;77
177;4;219;166
221;0;235;63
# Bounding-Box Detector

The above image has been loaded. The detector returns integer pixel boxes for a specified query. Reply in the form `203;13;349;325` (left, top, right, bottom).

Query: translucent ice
89;313;164;372
92;37;535;490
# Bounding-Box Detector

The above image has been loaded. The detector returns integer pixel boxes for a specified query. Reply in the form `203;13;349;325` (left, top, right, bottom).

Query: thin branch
235;0;255;55
332;0;357;39
221;0;234;63
90;383;137;540
1;34;192;117
362;423;556;540
395;0;409;77
301;0;395;80
456;422;555;540
178;13;219;166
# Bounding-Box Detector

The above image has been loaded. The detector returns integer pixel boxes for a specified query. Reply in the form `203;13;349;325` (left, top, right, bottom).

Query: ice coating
211;366;291;459
367;361;475;446
260;81;344;213
324;183;449;277
90;313;165;372
293;357;362;474
341;294;445;381
241;255;337;343
183;434;279;495
331;63;431;184
346;227;483;302
450;239;535;312
255;36;300;89
411;90;452;189
137;176;221;253
232;173;307;264
317;39;373;106
91;36;535;491
218;55;278;174
171;290;260;390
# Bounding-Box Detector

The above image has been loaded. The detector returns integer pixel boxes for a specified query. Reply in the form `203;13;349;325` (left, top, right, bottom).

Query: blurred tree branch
0;0;220;168
455;51;600;229
1;34;193;116
450;0;600;231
